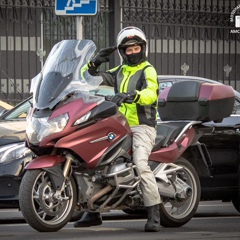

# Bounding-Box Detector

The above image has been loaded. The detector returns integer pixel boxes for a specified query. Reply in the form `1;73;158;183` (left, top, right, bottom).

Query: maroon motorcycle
19;39;235;232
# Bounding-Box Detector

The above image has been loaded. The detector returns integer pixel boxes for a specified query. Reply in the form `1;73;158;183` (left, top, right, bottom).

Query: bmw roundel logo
108;132;116;141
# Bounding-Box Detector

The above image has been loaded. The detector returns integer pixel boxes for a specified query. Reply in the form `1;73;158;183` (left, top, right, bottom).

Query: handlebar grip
105;95;134;104
124;99;134;104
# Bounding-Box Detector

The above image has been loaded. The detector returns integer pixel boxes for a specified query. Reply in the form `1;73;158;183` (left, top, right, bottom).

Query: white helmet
116;26;148;66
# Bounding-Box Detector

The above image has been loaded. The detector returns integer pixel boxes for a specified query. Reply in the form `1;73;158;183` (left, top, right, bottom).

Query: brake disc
38;179;64;216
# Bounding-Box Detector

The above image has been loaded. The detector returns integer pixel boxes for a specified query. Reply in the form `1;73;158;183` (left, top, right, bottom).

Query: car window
233;97;240;114
4;99;32;120
90;86;114;96
95;87;114;96
158;81;173;93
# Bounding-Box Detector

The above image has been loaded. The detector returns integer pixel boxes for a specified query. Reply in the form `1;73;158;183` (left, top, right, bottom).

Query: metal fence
0;0;240;105
0;0;111;105
119;0;240;91
0;0;76;105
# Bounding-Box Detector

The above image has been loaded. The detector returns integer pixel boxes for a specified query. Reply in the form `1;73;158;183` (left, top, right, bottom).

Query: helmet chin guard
117;26;148;66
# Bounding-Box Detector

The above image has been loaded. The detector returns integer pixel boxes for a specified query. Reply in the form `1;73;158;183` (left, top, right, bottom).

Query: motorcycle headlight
26;113;69;145
0;143;32;163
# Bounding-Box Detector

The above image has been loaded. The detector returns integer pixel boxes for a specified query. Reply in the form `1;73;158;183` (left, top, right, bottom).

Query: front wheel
19;169;77;232
159;157;201;227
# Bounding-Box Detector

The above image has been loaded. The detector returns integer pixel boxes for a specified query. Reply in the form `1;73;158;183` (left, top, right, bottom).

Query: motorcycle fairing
152;121;188;151
25;155;65;169
97;133;132;166
88;101;118;121
149;126;195;163
30;98;117;148
55;112;132;168
30;97;101;147
49;94;100;121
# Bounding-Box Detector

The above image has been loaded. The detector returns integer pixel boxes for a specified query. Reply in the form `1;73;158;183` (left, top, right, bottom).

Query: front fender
25;155;65;169
25;155;66;191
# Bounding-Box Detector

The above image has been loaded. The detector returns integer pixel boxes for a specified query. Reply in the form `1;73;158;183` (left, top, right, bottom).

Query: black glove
91;46;117;67
111;91;136;106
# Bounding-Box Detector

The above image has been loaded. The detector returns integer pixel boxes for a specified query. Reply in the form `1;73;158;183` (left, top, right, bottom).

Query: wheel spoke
37;209;45;217
169;205;175;215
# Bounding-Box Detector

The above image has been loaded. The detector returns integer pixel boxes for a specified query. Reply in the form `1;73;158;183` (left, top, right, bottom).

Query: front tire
19;169;77;232
159;157;201;227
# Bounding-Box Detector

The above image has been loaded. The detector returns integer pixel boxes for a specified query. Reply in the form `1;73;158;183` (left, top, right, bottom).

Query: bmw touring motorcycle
19;39;235;232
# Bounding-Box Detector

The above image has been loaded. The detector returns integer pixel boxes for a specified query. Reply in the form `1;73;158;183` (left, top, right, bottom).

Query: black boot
144;204;160;232
74;212;102;228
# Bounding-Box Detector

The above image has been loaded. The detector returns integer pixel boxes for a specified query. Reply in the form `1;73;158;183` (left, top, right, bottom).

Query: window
158;81;173;93
4;99;32;120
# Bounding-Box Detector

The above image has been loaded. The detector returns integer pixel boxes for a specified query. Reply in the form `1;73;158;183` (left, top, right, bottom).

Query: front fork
47;154;74;199
154;163;192;200
62;154;74;179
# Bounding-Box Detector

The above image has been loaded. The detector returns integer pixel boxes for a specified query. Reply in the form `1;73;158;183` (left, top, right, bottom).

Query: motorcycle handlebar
105;95;113;101
104;95;134;104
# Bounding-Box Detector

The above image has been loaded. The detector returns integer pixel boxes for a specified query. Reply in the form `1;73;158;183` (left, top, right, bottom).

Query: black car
0;97;32;208
157;75;240;211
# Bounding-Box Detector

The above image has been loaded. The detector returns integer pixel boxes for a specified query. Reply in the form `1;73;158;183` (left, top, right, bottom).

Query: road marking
198;203;233;207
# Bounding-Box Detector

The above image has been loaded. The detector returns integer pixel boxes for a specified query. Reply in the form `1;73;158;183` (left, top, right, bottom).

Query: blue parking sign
55;0;97;16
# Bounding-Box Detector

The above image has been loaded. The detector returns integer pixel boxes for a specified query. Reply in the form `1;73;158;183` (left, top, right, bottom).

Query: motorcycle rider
74;26;161;232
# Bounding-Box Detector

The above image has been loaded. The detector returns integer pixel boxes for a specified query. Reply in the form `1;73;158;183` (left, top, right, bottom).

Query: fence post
109;0;121;67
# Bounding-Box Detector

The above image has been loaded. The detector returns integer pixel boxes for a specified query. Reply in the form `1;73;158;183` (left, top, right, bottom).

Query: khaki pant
131;125;161;207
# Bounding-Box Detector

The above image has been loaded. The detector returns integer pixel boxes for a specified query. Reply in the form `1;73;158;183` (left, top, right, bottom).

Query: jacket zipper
122;71;131;92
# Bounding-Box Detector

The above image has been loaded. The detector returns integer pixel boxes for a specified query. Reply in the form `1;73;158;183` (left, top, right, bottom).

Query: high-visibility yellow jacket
99;61;159;128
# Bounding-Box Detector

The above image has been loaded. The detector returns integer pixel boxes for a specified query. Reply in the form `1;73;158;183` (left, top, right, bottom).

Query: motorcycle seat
152;122;189;152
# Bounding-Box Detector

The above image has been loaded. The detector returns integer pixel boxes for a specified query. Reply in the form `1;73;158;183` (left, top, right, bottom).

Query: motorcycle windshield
31;39;103;110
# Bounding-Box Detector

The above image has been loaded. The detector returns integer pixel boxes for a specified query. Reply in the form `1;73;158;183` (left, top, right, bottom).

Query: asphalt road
0;201;240;240
1;200;239;223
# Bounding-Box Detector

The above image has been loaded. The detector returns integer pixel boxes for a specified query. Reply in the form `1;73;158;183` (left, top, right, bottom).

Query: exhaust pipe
87;184;113;210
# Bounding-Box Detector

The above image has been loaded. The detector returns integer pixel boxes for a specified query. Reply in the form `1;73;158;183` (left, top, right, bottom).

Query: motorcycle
19;39;235;232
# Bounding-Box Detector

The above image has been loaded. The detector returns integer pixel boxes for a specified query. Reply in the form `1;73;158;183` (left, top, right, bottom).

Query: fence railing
120;0;240;91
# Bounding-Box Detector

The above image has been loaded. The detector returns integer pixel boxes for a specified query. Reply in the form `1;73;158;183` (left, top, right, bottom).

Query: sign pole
55;0;98;40
76;16;83;40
